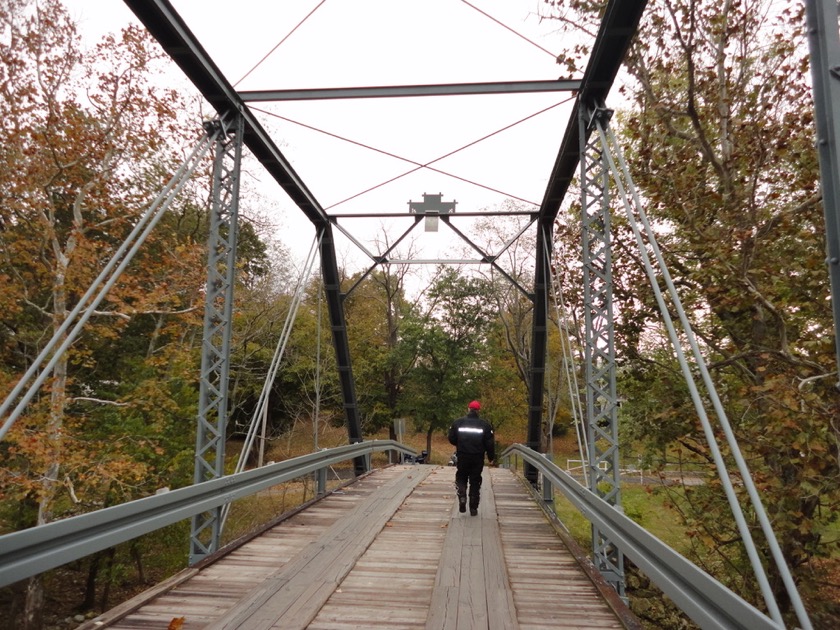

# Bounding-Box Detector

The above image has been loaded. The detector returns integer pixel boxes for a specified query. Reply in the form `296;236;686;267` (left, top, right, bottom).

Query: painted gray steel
501;445;782;630
122;0;328;226
191;117;244;564
526;0;649;489
331;211;537;218
239;80;582;102
0;441;416;588
805;0;840;382
579;105;624;595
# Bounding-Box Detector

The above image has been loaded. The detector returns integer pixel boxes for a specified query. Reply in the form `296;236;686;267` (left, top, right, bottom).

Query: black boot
469;503;478;516
458;496;467;513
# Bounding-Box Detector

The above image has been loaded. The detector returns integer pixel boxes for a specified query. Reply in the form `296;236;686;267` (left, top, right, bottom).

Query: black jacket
448;410;495;461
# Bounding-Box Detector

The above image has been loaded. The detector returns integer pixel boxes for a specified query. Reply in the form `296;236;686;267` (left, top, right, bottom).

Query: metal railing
501;444;784;630
0;440;415;588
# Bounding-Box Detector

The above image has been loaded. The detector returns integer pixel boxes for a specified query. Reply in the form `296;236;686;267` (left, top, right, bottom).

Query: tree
472;208;580;449
0;1;210;624
471;211;536;429
400;266;495;457
273;276;342;443
224;232;289;436
342;254;419;438
543;0;840;623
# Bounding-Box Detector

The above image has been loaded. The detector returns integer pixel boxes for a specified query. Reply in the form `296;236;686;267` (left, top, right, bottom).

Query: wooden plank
82;470;380;630
425;505;465;629
74;568;198;630
491;468;628;629
463;531;489;628
95;465;640;630
108;466;412;629
481;472;519;630
309;465;456;630
212;466;433;630
426;468;519;630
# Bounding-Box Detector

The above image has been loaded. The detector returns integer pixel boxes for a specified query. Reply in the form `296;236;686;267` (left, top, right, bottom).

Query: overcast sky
63;0;580;284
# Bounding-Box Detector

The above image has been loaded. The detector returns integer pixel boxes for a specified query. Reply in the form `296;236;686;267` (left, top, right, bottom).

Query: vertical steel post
318;222;367;475
541;452;554;506
525;222;550;486
805;0;840;383
316;468;327;496
190;115;243;564
579;104;625;596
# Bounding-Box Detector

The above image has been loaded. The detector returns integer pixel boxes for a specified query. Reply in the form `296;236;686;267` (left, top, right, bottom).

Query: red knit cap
468;400;481;410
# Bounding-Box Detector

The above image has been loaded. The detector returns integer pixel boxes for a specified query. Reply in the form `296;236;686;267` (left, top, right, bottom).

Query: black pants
455;453;484;508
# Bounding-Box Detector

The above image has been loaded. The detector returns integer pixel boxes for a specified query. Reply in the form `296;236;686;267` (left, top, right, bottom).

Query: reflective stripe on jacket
447;410;495;461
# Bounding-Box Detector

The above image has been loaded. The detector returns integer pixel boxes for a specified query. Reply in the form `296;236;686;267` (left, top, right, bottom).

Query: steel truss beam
122;0;328;227
442;216;535;300
538;0;650;220
191;116;243;564
526;0;648;486
123;0;366;479
331;211;537;218
805;0;840;382
526;224;550;487
239;80;581;102
579;105;624;597
318;223;366;476
338;210;537;301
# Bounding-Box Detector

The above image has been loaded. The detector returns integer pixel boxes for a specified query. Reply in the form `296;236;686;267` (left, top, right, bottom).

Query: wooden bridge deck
81;465;638;630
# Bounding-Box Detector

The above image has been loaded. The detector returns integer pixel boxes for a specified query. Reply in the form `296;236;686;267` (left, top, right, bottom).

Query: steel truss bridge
2;0;840;628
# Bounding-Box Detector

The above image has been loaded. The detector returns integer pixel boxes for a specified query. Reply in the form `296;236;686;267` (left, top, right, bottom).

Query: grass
16;417;837;627
234;419;663;554
551;483;690;552
515;431;695;554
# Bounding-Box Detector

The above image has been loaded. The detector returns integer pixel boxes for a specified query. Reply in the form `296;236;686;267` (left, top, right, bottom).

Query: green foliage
344;267;416;434
399;267;496;448
0;0;207;521
231;281;339;440
470;211;580;446
544;0;840;622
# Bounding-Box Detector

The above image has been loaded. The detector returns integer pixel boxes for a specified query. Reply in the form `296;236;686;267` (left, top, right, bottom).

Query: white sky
63;0;581;286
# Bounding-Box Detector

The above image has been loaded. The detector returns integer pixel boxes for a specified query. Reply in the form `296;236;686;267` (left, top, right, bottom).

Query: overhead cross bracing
114;0;653;597
122;0;581;226
120;0;646;445
2;0;830;626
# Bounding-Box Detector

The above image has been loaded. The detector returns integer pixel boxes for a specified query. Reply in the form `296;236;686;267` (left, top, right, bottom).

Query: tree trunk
24;279;70;628
22;577;44;630
82;553;103;610
100;547;116;611
130;541;146;585
426;425;434;462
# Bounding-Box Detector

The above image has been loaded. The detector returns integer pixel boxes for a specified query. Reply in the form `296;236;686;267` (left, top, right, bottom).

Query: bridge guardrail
0;440;416;588
501;444;783;630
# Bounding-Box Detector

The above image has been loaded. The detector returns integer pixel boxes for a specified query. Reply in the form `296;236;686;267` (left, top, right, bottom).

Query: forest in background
0;0;838;628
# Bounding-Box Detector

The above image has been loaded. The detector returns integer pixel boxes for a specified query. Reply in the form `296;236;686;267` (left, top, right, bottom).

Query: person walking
448;400;495;516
